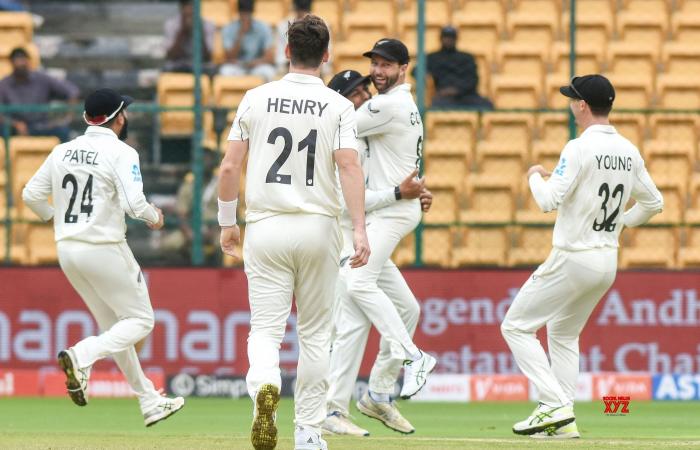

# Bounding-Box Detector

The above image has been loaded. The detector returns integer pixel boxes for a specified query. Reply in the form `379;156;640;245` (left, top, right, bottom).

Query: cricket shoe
512;403;575;435
251;384;280;450
530;421;580;439
399;351;437;398
143;396;185;427
356;392;415;434
322;410;370;436
57;348;90;407
294;425;328;450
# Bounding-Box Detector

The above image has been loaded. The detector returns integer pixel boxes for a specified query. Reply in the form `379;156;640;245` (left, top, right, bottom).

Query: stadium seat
516;178;557;224
422;226;453;267
645;114;698;157
672;10;700;41
312;0;341;32
606;42;659;86
685;175;700;224
661;42;700;75
678;226;700;268
399;0;451;54
453;0;504;60
476;113;534;165
254;0;289;26
544;73;570;110
26;224;57;265
562;0;614;46
201;0;232;27
333;42;370;74
424;155;466;190
10;137;60;219
507;10;559;46
459;179;515;224
391;231;415;267
608;113;647;149
157;73;212;136
602;74;653;109
648;183;684;225
491;76;541;109
425;111;478;159
616;8;669;54
212;75;265;119
0;223;27;264
619;227;677;269
343;0;395;47
647;156;691;200
0;12;33;48
423;187;457;225
533;112;569;160
656;75;700;109
473;154;525;190
452;226;509;267
549;42;605;77
496;42;547;81
508;226;553;266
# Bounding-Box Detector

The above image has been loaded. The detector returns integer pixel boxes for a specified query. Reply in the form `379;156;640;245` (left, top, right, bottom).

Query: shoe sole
57;350;87;407
251;384;280;450
355;401;415;435
400;356;438;399
145;400;185;427
513;417;576;436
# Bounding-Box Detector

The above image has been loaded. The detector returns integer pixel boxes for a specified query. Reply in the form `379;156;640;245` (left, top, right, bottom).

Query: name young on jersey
62;148;100;166
596;154;633;172
267;97;329;117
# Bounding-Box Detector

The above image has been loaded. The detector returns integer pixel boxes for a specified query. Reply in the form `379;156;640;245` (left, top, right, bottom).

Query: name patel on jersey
267;97;328;117
596;154;632;172
62;148;99;166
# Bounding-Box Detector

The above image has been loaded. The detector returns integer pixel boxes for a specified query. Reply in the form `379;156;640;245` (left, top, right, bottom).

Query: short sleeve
228;92;252;141
333;102;358;152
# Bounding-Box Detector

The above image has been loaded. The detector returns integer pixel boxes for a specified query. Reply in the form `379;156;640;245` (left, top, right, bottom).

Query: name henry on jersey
267;97;329;117
62;148;100;166
596;154;632;172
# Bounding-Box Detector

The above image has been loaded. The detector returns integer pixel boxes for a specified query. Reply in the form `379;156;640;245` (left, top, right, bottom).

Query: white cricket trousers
327;253;420;414
57;240;161;410
244;213;342;430
345;201;422;364
501;247;617;406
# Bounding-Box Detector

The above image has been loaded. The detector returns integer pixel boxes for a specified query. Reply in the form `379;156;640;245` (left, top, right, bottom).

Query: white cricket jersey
355;83;423;192
22;126;159;244
529;124;664;251
228;72;357;223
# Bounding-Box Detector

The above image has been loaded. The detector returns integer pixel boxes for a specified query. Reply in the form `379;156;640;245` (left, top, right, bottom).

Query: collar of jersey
382;83;412;95
85;125;118;138
282;72;324;85
581;124;616;136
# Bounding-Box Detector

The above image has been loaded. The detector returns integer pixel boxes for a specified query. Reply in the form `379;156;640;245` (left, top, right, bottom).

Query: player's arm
365;168;425;212
217;95;251;259
335;103;370;267
622;158;664;227
355;96;396;138
528;142;581;213
22;152;55;221
114;149;162;228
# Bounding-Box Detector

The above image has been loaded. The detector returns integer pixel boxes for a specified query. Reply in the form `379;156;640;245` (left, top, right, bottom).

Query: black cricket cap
441;25;457;37
328;70;370;97
83;88;133;126
560;75;615;108
363;38;410;65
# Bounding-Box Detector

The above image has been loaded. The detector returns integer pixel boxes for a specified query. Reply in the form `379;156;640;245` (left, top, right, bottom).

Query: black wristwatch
394;185;402;200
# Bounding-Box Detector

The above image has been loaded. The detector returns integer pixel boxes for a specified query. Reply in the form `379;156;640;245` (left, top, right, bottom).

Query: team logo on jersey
554;157;567;177
132;164;142;182
343;71;351;79
367;102;380;114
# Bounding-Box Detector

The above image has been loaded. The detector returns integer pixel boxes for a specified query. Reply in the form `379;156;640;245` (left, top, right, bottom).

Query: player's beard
373;72;399;94
118;118;128;141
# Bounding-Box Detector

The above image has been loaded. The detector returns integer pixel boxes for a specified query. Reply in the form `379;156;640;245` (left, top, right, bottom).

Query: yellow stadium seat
253;0;289;26
648;183;684;225
562;0;614;46
157;73;212;136
678;226;700;268
507;10;559;46
511;0;562;13
392;231;415;267
10;137;60;219
399;0;451;54
661;42;700;75
647;156;691;199
460;179;515;224
201;0;232;27
0;223;27;264
473;154;525;189
533;112;569;160
606;42;659;85
424;155;466;190
544;73;569;109
609;113;647;149
496;42;547;81
620;227;677;269
423;187;457;225
616;8;669;53
672;11;700;41
213;75;265;111
333;42;369;74
0;12;33;48
645;114;698;156
685;175;700;224
476;113;534;164
422;226;453;267
550;42;605;77
603;73;653;109
425;111;478;159
509;226;553;266
26;224;57;265
312;0;341;32
453;226;509;267
491;76;541;109
516;177;557;224
453;1;504;59
344;0;395;46
656;75;700;109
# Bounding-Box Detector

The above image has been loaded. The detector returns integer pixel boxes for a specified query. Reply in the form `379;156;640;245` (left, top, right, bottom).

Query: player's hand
419;188;433;212
527;164;551;179
350;229;370;268
399;168;425;200
147;205;164;230
220;225;241;259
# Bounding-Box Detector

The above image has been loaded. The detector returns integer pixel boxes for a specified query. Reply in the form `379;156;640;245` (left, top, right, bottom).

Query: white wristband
217;198;238;227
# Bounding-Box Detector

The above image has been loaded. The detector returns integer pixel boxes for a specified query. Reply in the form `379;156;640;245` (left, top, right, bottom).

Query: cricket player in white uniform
217;15;370;450
328;39;437;433
322;70;433;437
501;75;664;438
22;88;185;426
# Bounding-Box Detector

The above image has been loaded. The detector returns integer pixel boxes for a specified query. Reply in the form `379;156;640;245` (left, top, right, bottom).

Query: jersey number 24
62;173;94;223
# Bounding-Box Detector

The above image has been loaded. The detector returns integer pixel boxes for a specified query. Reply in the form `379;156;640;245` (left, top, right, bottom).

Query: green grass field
1;397;699;449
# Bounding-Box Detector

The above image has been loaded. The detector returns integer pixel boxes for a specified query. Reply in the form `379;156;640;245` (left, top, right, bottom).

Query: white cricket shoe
251;384;280;450
356;392;415;434
57;348;91;407
530;421;580;439
399;351;437;399
294;425;328;450
512;403;575;435
143;396;185;427
322;410;370;436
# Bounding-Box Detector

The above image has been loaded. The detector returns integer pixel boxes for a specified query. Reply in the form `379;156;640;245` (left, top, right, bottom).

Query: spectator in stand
163;0;216;74
0;47;79;142
426;26;493;109
220;0;276;81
